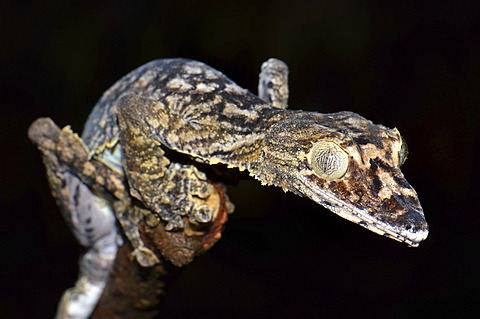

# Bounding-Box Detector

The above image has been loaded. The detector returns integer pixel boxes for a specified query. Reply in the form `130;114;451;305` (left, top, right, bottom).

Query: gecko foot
131;246;160;267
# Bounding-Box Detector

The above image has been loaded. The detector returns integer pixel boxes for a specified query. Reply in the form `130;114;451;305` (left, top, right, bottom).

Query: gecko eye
308;141;349;180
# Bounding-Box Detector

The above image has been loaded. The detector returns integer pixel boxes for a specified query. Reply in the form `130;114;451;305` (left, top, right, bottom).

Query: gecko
29;58;428;318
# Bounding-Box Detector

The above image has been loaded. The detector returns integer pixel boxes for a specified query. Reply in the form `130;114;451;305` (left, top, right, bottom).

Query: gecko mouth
296;174;429;247
327;202;429;247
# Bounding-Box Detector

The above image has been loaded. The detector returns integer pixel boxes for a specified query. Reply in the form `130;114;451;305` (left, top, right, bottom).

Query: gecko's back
82;59;268;154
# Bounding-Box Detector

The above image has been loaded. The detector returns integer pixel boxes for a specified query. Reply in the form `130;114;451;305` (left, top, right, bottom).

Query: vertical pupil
318;150;339;174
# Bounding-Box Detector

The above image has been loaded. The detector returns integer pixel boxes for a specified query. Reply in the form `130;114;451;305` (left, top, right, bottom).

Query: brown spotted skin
82;58;427;247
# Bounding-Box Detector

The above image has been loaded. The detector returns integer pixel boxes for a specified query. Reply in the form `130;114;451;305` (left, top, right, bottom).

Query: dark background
1;1;478;318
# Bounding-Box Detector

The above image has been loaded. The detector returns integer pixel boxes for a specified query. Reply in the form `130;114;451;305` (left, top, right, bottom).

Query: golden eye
308;141;349;180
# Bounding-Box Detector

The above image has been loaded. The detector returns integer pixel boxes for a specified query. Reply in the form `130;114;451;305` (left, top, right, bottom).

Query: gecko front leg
117;99;217;231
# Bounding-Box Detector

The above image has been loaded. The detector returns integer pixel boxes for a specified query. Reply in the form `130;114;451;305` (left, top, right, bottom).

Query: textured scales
30;58;428;319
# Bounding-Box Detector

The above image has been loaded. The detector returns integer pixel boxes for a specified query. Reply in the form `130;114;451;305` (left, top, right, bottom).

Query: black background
1;1;478;318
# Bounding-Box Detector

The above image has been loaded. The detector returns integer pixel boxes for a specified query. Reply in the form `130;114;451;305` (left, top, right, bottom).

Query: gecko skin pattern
31;58;428;318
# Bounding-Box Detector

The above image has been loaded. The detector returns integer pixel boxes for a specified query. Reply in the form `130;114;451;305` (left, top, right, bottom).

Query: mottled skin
30;58;428;319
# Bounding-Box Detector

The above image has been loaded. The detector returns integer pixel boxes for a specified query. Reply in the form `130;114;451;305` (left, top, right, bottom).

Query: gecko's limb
117;96;215;231
258;58;289;109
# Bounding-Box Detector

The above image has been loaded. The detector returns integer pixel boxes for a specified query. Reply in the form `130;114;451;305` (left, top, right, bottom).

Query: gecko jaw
296;174;429;247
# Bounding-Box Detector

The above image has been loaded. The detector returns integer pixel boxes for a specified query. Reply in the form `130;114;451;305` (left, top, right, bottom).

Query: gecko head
259;111;428;246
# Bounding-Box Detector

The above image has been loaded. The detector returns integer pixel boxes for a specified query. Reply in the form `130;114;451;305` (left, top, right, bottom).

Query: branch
29;118;230;317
